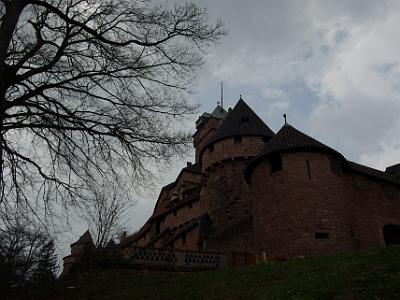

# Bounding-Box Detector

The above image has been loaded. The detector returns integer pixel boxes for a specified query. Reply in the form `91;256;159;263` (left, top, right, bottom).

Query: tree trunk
0;0;26;197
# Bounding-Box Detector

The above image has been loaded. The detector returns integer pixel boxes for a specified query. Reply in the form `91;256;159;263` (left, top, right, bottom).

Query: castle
65;98;400;268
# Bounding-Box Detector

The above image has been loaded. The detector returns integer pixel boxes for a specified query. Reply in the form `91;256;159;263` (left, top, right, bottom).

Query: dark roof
153;163;201;213
163;214;214;246
183;163;201;174
386;163;400;177
262;124;343;157
163;182;175;190
72;230;94;246
245;124;344;182
205;98;275;146
149;185;201;221
209;105;228;119
196;105;228;128
119;223;150;247
347;161;400;184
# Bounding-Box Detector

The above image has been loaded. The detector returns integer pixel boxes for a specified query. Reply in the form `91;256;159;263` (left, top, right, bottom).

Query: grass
6;246;400;300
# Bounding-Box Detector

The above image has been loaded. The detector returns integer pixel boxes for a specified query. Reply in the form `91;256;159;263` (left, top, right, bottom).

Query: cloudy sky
67;0;400;248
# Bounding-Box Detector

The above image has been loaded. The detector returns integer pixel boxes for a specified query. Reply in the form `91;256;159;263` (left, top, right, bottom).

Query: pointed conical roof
210;105;228;119
245;124;344;182
206;98;275;146
261;124;343;157
72;230;94;246
196;105;228;129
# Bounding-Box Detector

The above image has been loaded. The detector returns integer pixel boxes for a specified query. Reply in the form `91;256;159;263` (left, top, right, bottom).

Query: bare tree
0;0;224;219
79;177;135;247
0;218;57;289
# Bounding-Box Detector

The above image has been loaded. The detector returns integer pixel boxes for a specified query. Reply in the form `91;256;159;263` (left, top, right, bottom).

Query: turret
200;98;275;245
200;98;275;171
62;230;95;275
193;105;227;163
246;124;351;258
70;229;95;256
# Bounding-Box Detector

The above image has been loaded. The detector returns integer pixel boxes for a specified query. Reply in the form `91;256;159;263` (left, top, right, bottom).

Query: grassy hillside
7;246;400;300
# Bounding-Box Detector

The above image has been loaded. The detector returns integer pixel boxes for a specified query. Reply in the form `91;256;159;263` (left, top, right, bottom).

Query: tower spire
220;81;224;108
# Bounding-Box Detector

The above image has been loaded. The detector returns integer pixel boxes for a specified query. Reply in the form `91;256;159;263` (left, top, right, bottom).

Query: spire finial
283;113;287;125
217;101;220;106
239;94;242;100
220;81;224;108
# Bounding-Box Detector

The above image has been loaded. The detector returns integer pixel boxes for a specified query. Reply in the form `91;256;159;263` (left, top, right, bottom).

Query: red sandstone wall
137;230;151;247
205;217;254;253
193;118;223;162
173;228;200;251
161;200;201;232
155;170;201;212
343;171;400;249
251;152;352;258
200;158;253;236
201;136;266;171
150;169;202;240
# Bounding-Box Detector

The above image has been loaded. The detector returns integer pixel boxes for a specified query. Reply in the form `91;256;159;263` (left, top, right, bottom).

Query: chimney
385;163;400;178
187;162;192;167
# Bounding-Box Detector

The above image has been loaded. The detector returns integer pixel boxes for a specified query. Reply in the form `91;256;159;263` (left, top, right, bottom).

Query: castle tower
200;98;275;251
193;105;228;163
62;230;95;275
246;124;353;258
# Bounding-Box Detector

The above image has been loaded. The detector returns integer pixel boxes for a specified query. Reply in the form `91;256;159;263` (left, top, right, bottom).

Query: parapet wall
201;136;266;171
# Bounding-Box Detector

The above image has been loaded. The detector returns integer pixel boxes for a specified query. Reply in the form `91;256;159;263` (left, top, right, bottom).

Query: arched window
383;224;400;245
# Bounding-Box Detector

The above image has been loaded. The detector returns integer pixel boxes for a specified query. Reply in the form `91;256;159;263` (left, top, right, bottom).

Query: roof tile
206;98;275;146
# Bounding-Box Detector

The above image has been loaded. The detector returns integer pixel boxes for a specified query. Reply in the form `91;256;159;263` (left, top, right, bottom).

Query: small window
270;154;282;173
173;209;177;217
182;234;187;245
208;144;214;153
330;157;342;176
306;160;311;180
384;184;398;199
352;174;358;186
315;232;329;239
188;202;192;209
156;220;161;234
233;135;242;144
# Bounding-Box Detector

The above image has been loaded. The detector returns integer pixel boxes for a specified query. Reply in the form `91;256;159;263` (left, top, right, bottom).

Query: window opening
270;154;282;173
330;157;342;176
315;232;329;239
306;160;311;180
233;135;242;144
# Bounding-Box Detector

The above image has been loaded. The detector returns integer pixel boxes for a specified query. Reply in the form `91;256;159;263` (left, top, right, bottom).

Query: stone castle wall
200;135;266;171
250;151;400;258
200;158;253;235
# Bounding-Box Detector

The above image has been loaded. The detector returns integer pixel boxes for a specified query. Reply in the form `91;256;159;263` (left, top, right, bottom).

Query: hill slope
8;246;400;300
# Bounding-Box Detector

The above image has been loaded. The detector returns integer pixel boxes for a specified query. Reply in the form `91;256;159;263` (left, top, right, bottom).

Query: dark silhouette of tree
78;177;135;247
0;220;58;289
31;239;58;284
0;0;224;217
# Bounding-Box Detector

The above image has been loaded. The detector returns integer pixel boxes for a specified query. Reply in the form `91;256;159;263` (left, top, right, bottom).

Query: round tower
246;124;354;258
193;105;227;163
199;98;275;242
